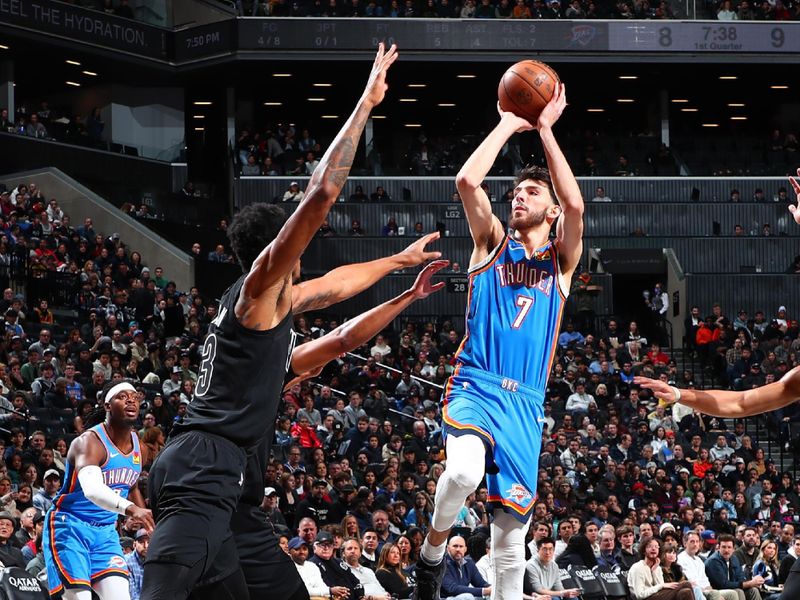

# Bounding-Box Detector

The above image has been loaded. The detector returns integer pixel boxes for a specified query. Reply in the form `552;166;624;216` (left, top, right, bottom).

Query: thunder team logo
505;483;532;505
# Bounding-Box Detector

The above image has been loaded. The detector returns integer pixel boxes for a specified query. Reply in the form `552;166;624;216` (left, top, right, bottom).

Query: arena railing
235;176;794;209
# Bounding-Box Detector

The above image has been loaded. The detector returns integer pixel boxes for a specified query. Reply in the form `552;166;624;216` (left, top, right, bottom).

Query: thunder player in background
43;381;153;600
415;83;584;600
142;43;399;600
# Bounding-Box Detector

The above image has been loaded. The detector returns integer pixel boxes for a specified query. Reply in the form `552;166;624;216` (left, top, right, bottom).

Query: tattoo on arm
326;138;356;189
294;289;334;314
318;104;371;193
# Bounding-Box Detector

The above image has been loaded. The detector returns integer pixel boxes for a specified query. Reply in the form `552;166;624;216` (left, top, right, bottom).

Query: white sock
420;537;447;565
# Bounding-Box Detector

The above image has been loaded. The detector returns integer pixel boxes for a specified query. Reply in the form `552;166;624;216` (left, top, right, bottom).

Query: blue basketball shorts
442;365;545;523
44;510;128;596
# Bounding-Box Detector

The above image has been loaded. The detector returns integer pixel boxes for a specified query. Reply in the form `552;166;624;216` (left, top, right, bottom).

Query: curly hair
514;164;556;202
227;203;287;272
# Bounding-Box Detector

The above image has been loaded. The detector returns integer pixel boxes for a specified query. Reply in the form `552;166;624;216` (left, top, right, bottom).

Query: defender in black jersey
193;259;448;600
141;43;399;600
190;234;444;600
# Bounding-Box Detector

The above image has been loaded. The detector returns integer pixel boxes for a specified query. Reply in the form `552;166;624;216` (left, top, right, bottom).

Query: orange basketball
497;60;560;124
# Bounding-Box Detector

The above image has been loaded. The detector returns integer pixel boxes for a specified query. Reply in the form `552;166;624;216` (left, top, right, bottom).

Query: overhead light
372;115;387;119
193;101;212;106
681;108;699;112
770;85;789;89
719;76;738;80
194;127;205;131
82;70;97;76
702;123;719;127
66;60;81;66
616;99;635;103
0;45;8;50
313;83;332;87
587;108;605;112
399;98;418;102
192;115;205;119
408;84;427;88
263;102;282;106
730;116;748;121
727;103;745;107
404;123;423;127
321;115;339;119
457;74;476;79
66;81;81;87
671;99;689;103
437;103;456;107
307;98;325;102
272;73;292;77
618;75;638;80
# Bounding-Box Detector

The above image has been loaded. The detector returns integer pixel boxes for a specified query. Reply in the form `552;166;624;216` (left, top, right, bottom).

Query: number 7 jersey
454;235;568;391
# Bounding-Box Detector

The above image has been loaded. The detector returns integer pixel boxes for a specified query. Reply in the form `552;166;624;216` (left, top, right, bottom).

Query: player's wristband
670;386;681;404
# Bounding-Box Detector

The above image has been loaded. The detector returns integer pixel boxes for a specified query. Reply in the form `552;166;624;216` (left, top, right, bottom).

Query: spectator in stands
628;537;695;600
526;536;580;597
25;114;47;139
207;244;234;263
370;186;391;202
289;536;334;597
282;181;305;202
346;185;367;203
717;0;737;18
441;535;490;599
706;534;764;600
349;219;366;236
342;537;391;599
125;528;148;600
241;155;261;175
310;531;362;596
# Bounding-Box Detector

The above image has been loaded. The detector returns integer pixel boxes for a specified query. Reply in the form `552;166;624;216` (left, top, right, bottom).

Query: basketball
497;60;561;124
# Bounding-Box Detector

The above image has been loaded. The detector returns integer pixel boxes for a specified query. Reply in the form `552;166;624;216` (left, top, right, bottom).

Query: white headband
105;382;137;404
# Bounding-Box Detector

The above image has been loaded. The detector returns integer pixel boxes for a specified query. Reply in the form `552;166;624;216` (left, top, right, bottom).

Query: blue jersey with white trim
454;235;567;391
52;424;141;526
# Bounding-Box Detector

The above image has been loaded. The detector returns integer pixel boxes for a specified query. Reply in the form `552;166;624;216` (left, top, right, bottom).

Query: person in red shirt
646;343;670;367
291;415;322;452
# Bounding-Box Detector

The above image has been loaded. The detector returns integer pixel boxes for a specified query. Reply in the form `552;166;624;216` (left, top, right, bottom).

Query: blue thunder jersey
454;235;567;391
53;424;141;526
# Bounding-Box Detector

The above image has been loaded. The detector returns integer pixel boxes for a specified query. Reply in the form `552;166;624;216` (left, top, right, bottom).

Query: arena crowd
0;176;798;600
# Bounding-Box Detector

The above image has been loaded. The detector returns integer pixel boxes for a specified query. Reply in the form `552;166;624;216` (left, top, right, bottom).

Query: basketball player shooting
43;381;153;600
141;43;398;600
636;170;800;600
414;82;584;600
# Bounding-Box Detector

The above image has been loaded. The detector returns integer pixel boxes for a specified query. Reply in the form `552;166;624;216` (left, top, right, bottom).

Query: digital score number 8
771;27;784;48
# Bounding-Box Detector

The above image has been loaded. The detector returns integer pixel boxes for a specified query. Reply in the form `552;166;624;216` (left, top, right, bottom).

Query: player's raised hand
788;167;800;225
362;42;399;108
397;231;442;267
410;259;449;299
536;82;567;131
497;101;535;134
634;375;679;404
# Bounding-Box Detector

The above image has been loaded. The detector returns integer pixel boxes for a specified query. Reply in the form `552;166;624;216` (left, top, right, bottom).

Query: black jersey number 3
195;333;218;397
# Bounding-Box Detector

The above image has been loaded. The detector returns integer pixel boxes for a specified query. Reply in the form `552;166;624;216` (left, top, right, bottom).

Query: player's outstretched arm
634;366;800;418
242;43;399;299
537;83;584;277
69;433;155;530
456;106;532;260
289;260;448;376
789;167;800;225
292;232;442;314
